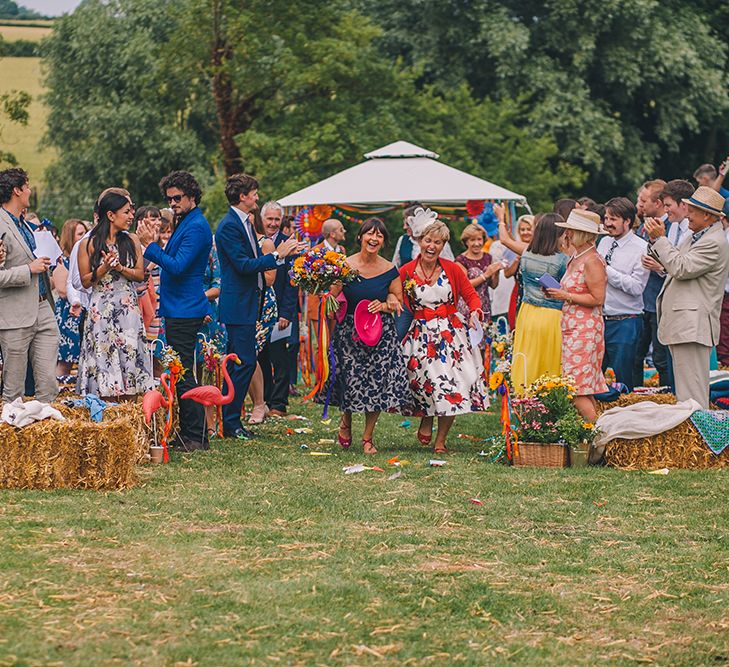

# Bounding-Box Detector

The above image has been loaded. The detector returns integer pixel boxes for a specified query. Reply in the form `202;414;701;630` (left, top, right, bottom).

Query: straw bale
598;393;729;469
0;399;164;490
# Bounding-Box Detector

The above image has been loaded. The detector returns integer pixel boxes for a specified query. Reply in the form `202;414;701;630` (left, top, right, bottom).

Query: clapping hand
136;218;160;247
641;255;663;272
643;217;666;241
101;249;119;269
492;202;505;224
278;236;306;258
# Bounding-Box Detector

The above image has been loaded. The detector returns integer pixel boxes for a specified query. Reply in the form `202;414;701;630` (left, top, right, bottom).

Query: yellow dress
511;302;563;394
509;251;569;395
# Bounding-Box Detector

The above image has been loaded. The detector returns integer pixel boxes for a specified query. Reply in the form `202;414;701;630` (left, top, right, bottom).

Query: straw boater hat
554;209;602;234
683;186;726;218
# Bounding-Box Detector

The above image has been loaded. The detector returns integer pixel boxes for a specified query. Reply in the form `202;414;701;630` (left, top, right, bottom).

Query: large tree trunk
210;1;243;176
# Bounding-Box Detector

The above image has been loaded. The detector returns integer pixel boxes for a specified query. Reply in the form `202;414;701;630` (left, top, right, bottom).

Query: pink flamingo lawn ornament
181;353;241;443
142;373;174;462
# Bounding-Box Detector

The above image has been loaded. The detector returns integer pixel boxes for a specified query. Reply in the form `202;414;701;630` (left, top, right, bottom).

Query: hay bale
599;393;729;469
0;400;154;490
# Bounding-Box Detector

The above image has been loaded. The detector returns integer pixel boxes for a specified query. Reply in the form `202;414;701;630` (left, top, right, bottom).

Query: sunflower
489;372;504;391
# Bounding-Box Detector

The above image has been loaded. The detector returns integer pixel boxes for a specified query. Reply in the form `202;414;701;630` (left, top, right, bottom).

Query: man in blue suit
215;174;302;439
257;201;300;417
137;171;212;450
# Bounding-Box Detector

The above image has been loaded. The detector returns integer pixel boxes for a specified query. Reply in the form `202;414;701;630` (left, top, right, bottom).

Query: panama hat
353;300;383;346
683;186;726;217
555;209;602;234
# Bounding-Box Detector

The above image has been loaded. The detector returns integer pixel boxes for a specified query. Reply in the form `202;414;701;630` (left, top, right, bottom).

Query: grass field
0;56;54;187
0;24;51;41
1;396;727;666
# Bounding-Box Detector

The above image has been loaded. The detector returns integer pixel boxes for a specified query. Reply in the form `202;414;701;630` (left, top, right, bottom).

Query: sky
20;0;82;16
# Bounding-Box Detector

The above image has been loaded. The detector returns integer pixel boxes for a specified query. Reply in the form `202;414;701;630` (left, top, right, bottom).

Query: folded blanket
593;399;702;461
1;398;65;428
690;411;729;455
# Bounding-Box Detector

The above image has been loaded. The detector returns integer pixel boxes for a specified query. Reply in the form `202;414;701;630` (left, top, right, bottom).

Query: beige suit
652;222;729;407
0;207;59;403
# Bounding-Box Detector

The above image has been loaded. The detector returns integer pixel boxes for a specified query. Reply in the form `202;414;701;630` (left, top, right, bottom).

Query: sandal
433;444;450;455
417;429;432;446
338;417;352;450
363;438;378;455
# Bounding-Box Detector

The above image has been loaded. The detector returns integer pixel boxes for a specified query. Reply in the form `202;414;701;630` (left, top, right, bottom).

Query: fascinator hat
406;207;439;239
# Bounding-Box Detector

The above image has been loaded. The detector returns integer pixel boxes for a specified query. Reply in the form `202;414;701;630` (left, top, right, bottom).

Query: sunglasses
166;194;184;203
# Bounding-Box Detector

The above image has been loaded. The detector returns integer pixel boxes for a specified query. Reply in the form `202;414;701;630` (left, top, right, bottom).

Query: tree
42;0;211;218
358;0;729;198
0;88;30;166
41;0;584;220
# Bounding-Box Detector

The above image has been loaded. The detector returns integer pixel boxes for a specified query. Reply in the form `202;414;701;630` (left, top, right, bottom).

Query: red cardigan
399;258;482;314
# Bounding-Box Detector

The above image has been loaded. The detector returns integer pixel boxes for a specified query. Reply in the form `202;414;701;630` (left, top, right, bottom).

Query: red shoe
417;429;432;446
338;419;352;450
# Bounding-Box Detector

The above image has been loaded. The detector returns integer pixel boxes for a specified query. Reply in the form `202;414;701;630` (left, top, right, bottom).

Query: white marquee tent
278;141;526;210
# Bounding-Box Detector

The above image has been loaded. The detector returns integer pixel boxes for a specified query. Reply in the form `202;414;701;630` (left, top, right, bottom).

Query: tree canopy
39;0;729;221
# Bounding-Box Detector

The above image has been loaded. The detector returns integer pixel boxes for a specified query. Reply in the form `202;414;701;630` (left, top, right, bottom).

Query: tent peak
364;141;439;160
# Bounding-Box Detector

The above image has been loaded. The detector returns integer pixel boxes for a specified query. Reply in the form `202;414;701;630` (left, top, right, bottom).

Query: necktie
675;225;683;246
604;239;618;265
243;219;263;289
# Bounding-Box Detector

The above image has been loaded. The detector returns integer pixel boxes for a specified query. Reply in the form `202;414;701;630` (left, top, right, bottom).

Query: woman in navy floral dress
324;218;408;454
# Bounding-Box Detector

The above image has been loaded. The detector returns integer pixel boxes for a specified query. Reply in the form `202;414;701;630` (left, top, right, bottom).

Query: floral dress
196;242;228;358
402;271;488;416
560;249;609;395
76;248;153;397
454;253;493;321
255;236;278;352
54;255;81;363
320;267;409;413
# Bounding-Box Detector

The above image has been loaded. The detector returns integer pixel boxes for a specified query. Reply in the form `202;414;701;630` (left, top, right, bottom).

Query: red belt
412;303;457;321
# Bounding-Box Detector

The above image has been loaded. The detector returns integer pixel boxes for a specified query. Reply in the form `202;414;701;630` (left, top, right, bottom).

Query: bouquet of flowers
290;246;358;316
512;374;596;446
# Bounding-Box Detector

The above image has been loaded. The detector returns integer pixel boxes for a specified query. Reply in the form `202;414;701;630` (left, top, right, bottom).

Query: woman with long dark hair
77;191;152;399
496;205;568;394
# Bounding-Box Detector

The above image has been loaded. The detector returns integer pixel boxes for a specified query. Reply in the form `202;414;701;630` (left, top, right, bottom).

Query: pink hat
335;292;348;324
353;300;383;346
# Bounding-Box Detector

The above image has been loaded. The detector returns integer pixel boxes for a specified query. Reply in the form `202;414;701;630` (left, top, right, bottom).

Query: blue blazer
216;207;279;326
271;230;299;322
144;206;212;319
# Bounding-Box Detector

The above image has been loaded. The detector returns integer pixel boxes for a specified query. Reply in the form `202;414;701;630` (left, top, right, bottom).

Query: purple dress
455;253;493;320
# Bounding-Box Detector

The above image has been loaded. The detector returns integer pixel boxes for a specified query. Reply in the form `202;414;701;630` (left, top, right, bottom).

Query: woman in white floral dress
77;191;152;400
399;214;488;454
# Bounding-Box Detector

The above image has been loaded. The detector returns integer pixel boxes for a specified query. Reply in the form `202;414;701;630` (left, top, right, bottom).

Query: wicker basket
513;441;570;468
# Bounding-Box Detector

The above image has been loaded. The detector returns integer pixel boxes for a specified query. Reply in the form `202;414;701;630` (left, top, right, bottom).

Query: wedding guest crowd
1;153;729;454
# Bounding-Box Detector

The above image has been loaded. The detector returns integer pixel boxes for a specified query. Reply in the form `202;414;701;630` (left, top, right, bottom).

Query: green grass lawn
0;56;54;188
1;396;727;666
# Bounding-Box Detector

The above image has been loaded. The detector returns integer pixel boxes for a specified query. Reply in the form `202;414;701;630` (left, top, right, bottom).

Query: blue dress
54;255;81;363
320;266;409;413
196;243;228;358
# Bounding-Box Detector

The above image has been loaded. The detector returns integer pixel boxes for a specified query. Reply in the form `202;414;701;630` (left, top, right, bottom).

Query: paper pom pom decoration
466;200;485;216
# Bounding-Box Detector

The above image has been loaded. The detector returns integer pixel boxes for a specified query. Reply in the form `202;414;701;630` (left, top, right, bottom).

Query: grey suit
652;222;729;408
0;207;59;403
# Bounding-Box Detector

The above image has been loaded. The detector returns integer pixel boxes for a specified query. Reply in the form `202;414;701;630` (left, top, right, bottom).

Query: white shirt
597;231;649;316
487;240;515;317
67;231;92;308
667;217;690;247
